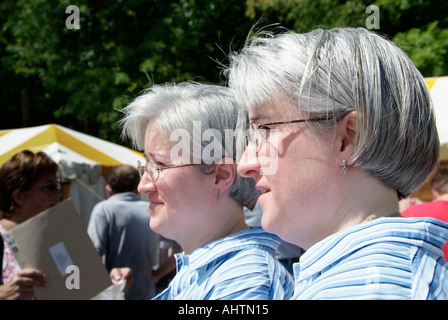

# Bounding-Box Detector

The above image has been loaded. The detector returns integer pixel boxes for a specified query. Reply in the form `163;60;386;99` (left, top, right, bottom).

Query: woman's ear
336;111;357;165
11;189;26;208
213;157;237;192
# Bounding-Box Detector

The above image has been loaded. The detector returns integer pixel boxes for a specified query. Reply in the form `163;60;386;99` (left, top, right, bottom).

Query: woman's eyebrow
249;114;271;123
144;150;169;162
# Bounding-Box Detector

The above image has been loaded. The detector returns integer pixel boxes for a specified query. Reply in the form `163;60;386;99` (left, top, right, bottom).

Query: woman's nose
237;146;261;179
137;174;157;194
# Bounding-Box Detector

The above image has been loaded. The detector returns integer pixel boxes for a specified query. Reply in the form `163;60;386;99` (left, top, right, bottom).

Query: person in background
402;165;448;222
120;81;294;300
152;237;182;295
0;150;133;300
402;165;448;260
226;27;448;299
0;150;58;299
88;164;161;299
398;193;424;213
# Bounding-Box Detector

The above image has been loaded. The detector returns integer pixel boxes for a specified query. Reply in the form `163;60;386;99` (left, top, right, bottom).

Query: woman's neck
181;200;249;255
334;168;400;233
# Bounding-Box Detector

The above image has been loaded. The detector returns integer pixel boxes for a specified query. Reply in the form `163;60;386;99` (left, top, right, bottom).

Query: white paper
91;280;126;300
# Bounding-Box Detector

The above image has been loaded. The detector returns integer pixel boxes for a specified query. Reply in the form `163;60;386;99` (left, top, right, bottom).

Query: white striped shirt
292;217;448;299
154;228;294;300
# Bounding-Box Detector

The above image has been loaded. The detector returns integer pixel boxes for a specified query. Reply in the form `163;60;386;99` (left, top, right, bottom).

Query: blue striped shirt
292;217;448;299
153;228;294;300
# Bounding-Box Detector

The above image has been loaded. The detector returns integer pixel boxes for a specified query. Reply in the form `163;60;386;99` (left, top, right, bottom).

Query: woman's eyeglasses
137;160;197;183
246;118;327;152
39;182;61;193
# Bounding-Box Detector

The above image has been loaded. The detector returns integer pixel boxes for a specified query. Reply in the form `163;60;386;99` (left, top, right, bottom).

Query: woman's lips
258;190;270;199
255;184;270;194
149;202;163;211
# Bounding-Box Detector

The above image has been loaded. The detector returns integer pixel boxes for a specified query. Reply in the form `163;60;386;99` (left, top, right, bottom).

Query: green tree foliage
1;0;446;144
0;0;251;144
247;0;448;77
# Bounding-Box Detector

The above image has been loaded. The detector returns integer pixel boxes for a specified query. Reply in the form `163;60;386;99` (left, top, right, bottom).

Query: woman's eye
259;125;272;131
155;162;167;169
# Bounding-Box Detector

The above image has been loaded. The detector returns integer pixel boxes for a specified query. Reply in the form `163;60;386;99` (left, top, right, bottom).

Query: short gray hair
226;27;440;199
120;81;259;209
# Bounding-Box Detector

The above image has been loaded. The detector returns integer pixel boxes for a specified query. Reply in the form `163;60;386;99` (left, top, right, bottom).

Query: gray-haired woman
120;81;293;300
227;27;448;299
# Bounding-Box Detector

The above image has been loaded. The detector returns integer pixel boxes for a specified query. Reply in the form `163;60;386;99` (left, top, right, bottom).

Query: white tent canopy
426;76;448;162
0;124;144;226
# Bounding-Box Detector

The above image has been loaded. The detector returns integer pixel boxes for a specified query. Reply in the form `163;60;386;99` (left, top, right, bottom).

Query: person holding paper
120;82;294;299
0;150;133;299
0;150;59;299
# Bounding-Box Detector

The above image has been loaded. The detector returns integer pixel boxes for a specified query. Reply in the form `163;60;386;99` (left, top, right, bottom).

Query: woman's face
21;171;61;221
237;103;342;249
138;123;216;245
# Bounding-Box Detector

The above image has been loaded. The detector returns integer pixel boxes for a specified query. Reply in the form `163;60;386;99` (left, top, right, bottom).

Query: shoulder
217;246;273;271
91;199;111;213
328;217;447;270
89;201;110;222
88;200;113;228
227;227;282;252
295;240;415;299
222;246;294;294
197;228;282;273
189;230;293;299
409;243;448;299
198;249;292;299
92;194;148;213
294;218;448;299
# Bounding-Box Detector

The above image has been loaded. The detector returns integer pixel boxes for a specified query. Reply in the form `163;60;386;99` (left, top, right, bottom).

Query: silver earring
343;160;348;177
216;190;220;200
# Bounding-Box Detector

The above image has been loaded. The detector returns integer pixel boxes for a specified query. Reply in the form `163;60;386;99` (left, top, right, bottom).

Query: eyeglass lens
248;123;265;152
137;160;160;183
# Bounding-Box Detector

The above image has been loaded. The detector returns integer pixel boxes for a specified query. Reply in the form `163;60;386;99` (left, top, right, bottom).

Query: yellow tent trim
0;124;121;166
425;78;437;91
129;148;143;157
